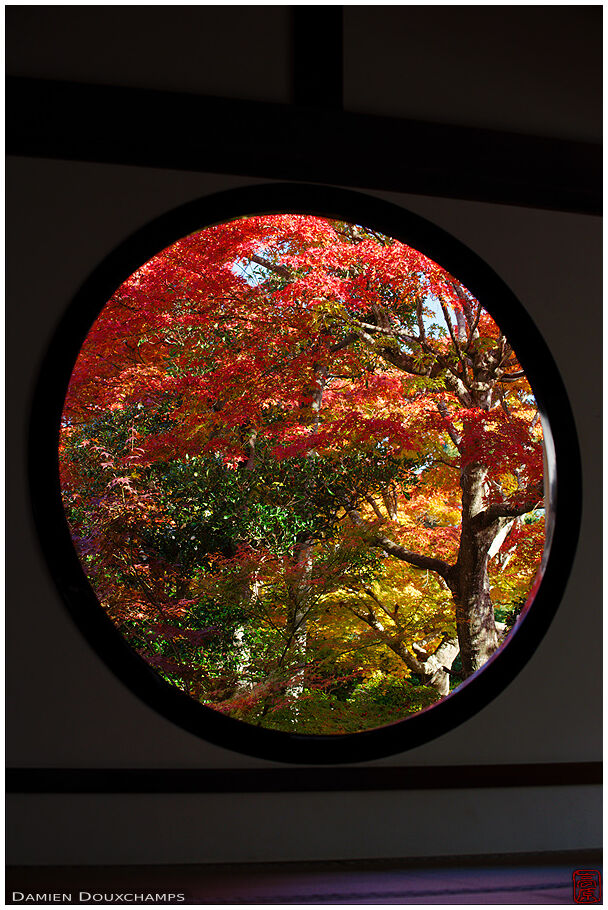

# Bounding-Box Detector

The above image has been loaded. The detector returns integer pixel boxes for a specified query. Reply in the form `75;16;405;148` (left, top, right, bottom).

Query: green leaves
59;212;546;734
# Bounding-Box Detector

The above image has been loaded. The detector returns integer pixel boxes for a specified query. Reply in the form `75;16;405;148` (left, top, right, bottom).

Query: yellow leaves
346;559;452;632
310;296;348;328
488;514;545;612
402;582;424;601
498;472;519;497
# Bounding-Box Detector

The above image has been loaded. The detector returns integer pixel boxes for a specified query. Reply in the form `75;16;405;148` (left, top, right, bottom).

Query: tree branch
443;370;476;407
248;254;292;281
437;296;466;371
353;320;421;348
436;400;462;447
377;342;444;378
463;303;483;353
329;331;358;353
498;370;527;382
364;494;385;522
472;483;544;530
416;297;427;343
348;510;453;582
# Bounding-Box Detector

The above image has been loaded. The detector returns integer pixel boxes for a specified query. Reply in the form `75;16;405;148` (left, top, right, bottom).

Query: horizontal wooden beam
6;763;601;794
7;76;601;215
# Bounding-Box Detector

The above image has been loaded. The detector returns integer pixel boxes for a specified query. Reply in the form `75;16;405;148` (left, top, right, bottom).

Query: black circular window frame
29;183;582;764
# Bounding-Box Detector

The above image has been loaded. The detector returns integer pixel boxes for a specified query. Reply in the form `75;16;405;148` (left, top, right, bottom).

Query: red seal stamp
573;870;602;903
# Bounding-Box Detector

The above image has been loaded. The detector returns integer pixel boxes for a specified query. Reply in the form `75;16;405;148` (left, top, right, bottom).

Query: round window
30;184;581;762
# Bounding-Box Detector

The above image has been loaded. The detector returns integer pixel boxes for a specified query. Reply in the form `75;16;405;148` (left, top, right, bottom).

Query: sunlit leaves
59;213;545;733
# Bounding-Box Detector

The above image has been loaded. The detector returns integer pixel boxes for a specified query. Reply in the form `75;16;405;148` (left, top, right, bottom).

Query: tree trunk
283;361;327;705
400;636;460;697
451;541;499;675
349;303;542;685
348;597;460;701
285;537;313;704
229;571;260;698
451;461;499;675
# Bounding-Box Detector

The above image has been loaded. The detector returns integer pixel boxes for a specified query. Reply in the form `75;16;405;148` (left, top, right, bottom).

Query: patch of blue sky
421;293;450;336
232;257;264;285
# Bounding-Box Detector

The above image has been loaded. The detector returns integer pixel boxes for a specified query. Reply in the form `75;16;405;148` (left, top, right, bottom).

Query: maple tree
60;214;546;733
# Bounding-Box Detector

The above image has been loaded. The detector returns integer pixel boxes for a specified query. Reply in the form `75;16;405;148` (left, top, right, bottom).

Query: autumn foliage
59;215;546;733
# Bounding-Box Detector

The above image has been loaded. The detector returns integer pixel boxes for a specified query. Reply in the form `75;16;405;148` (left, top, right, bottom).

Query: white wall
6;157;601;863
7;788;601;867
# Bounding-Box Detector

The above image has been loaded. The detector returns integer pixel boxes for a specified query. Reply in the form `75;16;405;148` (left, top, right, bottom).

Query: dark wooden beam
292;6;343;109
6;763;602;794
6;76;601;214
